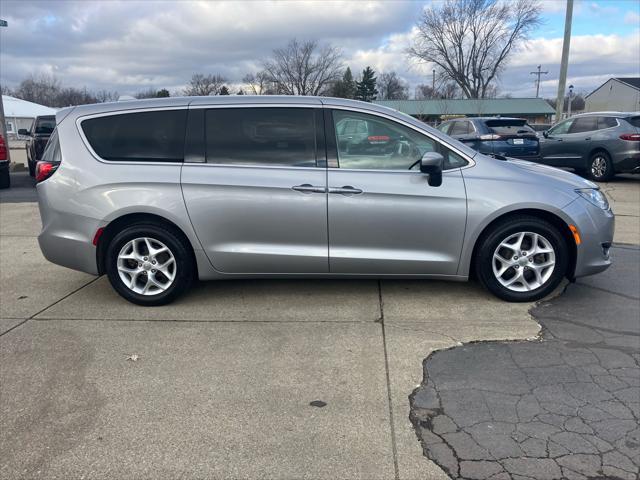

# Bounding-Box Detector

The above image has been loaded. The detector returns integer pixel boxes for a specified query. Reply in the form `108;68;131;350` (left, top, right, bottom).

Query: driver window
333;110;465;170
548;119;573;135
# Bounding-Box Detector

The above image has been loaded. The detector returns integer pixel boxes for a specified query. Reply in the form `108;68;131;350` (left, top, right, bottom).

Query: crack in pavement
409;246;640;480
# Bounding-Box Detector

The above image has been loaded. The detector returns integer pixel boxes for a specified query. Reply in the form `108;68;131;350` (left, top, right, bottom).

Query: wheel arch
96;212;198;277
468;208;577;280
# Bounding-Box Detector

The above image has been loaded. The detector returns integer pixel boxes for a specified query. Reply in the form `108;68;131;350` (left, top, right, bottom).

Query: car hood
503;157;597;190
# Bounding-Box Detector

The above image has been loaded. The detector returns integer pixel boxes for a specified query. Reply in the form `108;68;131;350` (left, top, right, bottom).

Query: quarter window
449;121;471;135
82;110;187;162
205;108;317;167
332;110;467;170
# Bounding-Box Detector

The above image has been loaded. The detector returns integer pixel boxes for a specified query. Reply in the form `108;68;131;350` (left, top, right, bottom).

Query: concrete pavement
0;175;638;479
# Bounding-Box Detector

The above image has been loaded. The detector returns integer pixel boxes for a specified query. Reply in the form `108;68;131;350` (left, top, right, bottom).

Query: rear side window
627;116;640;128
81;110;187;162
597;117;618;129
34;116;56;135
205;108;317;167
41;129;61;163
437;123;451;134
569;116;598;134
485;119;534;135
449;121;471;135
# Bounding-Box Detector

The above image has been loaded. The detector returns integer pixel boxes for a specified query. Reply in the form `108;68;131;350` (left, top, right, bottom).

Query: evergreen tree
156;88;170;98
219;86;230;95
237;89;245;95
331;67;356;99
355;66;378;102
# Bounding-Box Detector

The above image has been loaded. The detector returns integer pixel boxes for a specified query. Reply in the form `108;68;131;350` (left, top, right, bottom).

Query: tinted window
485;119;534;135
333;110;467;170
626;116;640;128
569;116;598;133
205;108;316;167
437;122;451;134
34;116;56;135
449;121;471;135
82;110;187;162
41;129;61;163
548;119;573;135
597;117;618;130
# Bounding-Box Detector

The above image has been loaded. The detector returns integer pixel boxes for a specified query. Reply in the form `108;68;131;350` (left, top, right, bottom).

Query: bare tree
95;89;119;103
415;81;460;99
56;87;98;107
13;73;62;106
378;72;409;100
183;73;227;96
243;71;278;95
408;0;541;99
262;39;343;96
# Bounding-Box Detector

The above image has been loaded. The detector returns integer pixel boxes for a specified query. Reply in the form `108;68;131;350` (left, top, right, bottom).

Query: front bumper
563;196;615;278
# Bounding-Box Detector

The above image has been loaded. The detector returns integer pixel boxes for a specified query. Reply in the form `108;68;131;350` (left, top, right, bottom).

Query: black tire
474;215;569;302
28;160;36;177
587;151;614;182
105;223;194;306
0;169;10;189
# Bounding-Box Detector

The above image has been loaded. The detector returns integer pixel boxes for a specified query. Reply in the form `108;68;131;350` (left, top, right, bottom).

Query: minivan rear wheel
105;223;193;306
475;216;568;302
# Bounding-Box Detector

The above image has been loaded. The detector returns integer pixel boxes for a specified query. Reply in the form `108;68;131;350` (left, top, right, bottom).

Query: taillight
479;134;502;140
35;161;59;182
0;135;7;161
620;133;640;141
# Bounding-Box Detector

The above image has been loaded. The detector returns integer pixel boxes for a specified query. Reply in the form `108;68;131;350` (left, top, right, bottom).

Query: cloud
0;0;637;100
624;10;640;25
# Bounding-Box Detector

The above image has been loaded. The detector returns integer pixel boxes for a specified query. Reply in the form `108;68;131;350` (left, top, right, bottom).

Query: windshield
34;117;56;135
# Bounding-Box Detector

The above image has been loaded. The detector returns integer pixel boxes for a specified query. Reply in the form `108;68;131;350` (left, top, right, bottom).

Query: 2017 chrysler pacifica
36;96;614;306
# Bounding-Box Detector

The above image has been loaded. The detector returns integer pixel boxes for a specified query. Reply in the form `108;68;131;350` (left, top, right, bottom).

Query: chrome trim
188;103;322;110
181;163;324;171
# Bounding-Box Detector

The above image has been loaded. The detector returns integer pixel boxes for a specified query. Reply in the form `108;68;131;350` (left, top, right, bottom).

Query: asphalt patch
410;246;640;480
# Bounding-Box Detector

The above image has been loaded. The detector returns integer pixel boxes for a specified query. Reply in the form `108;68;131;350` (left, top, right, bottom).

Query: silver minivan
36;96;614;306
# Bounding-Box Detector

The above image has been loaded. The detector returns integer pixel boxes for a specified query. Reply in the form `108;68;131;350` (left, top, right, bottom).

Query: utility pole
432;69;436;93
0;19;10;166
567;85;574;117
555;0;574;121
530;65;549;98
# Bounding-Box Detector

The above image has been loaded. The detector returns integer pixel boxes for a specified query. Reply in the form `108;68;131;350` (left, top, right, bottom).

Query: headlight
576;188;610;210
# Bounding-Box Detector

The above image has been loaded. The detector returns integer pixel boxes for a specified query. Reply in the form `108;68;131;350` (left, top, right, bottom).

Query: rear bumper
613;152;640;173
563;197;615;278
37;183;101;275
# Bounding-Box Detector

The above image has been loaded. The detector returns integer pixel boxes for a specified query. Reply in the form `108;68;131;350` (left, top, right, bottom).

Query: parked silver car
36;96;614;305
540;111;640;181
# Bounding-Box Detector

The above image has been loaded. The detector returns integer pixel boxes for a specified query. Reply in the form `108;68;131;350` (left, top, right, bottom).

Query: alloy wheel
117;237;176;295
591;156;607;179
492;231;556;292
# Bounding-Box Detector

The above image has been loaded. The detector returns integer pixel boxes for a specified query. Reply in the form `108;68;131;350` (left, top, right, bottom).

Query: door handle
328;185;363;195
292;184;326;194
584;137;591;141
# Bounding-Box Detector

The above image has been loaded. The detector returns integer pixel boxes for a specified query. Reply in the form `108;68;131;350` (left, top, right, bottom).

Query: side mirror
543;130;549;138
420;152;444;187
18;129;31;136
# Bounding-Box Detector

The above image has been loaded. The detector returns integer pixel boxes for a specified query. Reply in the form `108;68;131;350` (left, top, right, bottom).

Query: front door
540;118;587;167
181;106;328;274
326;109;468;275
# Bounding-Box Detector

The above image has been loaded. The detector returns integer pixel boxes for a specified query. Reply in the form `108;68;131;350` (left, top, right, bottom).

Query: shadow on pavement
410;245;640;480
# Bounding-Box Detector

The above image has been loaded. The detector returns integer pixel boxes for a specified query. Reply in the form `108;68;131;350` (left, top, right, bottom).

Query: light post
0;19;10;166
567;84;574;118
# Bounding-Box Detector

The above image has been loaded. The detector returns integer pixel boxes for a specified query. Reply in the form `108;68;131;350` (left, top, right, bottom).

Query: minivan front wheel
475;216;568;302
105;223;193;306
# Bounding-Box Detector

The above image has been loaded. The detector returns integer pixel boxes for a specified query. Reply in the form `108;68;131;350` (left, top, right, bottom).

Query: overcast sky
0;0;638;99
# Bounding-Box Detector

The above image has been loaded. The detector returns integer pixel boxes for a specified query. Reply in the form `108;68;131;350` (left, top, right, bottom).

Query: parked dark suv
437;117;539;161
539;112;640;181
20;115;56;177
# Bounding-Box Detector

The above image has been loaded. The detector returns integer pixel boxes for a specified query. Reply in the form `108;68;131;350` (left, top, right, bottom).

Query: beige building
584;77;640;112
